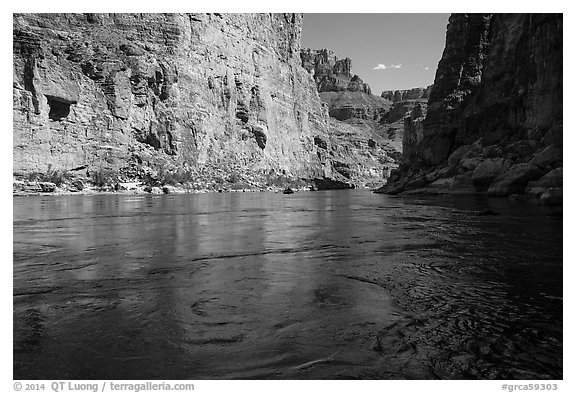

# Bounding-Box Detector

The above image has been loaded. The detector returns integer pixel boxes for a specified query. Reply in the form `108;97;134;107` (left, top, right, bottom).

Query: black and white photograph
9;2;568;388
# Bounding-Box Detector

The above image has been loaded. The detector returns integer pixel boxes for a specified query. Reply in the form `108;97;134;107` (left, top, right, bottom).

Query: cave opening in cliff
46;95;74;121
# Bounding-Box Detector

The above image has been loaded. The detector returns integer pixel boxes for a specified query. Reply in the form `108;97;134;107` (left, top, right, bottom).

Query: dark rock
404;176;430;191
383;13;562;199
472;158;509;191
162;185;177;194
487;163;544;196
460;157;481;171
38;182;56;192
529;146;562;170
526;167;562;196
504;140;536;162
544;123;563;148
540;188;562;206
482;144;503;158
448;145;472;167
372;336;384;352
312;177;354;190
71;179;84;191
527;127;544;141
282;187;294;194
248;125;267;150
314;136;327;150
402;103;427;166
333;161;352;179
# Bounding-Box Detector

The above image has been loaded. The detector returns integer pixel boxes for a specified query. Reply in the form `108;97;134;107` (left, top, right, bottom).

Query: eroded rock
472;158;509;191
529;146;562;170
487;163;544;196
526;167;562;197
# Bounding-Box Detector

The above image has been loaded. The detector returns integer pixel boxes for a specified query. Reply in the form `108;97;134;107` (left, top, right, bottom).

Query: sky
301;13;451;94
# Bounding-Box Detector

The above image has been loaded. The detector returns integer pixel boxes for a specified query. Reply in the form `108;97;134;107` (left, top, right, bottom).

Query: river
13;190;562;379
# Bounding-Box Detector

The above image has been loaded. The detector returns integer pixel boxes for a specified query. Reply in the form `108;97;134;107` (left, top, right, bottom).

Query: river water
13;190;562;379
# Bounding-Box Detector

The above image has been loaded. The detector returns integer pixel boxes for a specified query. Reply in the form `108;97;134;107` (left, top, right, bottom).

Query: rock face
381;86;431;103
300;48;391;123
379;98;428;154
401;103;427;167
298;47;401;186
377;13;562;204
14;13;369;191
300;48;371;94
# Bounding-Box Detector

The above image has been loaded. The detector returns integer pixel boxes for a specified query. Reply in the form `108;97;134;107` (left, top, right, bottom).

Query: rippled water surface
13;190;562;379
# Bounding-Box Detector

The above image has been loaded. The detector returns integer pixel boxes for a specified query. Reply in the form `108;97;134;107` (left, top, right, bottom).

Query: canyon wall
299;48;402;186
13;13;357;191
300;48;391;123
381;86;431;103
378;13;562;204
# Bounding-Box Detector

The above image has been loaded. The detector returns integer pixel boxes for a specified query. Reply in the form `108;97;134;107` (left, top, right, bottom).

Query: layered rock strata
377;14;563;205
380;86;431;103
378;99;428;153
14;13;388;193
300;48;371;94
300;48;391;123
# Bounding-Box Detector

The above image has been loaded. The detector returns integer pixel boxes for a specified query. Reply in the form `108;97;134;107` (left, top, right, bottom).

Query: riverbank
12;177;359;197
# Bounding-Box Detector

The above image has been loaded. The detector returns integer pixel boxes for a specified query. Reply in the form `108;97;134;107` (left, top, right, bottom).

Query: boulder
404;176;430;191
38;182;57;192
461;157;481;171
487;163;544;196
540;188;562;206
448;145;472;167
472;158;508;191
71;179;85;191
529;146;562;170
312;177;354;190
403;174;477;195
482;144;503;158
504;140;537;162
526;167;562;196
162;185;176;194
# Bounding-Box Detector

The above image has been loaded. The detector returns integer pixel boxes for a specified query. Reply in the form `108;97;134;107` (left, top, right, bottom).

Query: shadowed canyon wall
378;13;562;204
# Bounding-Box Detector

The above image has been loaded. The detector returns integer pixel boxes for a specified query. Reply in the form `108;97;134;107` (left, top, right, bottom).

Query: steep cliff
378;98;428;153
300;48;371;94
377;14;562;205
300;48;391;123
297;47;399;185
14;13;366;192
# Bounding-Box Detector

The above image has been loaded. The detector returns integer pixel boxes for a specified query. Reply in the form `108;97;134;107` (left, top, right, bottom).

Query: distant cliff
300;48;371;94
377;13;563;205
13;13;393;193
381;86;431;103
300;48;391;123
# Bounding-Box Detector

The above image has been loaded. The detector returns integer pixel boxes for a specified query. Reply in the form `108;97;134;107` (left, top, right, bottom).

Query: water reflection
13;191;562;379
